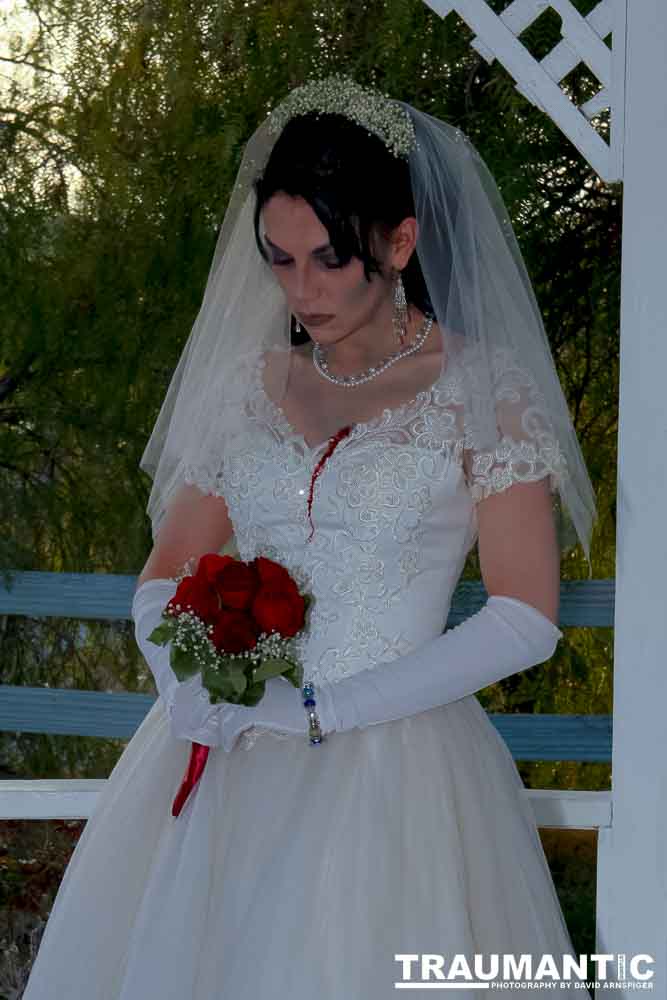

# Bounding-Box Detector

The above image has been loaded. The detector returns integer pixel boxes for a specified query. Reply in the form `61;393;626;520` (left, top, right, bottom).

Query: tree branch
0;54;59;76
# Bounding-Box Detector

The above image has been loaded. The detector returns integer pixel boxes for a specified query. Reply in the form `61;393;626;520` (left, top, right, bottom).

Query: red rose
210;610;259;654
251;585;306;638
215;561;260;611
196;554;236;586
167;575;219;624
252;556;295;589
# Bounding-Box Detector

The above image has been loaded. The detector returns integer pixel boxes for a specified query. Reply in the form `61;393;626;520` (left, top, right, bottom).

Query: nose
290;260;321;308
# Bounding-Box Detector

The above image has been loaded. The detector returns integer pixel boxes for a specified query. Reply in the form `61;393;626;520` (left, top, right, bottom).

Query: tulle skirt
22;694;589;998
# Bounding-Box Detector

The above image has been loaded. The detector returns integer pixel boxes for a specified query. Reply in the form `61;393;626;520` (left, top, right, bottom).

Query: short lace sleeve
462;344;568;503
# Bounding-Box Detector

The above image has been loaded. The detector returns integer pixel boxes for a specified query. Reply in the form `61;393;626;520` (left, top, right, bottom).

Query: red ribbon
307;426;352;542
172;742;210;817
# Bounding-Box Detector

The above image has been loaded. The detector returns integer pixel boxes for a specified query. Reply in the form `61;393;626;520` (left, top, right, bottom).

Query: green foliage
147;619;177;645
169;641;200;679
202;660;245;700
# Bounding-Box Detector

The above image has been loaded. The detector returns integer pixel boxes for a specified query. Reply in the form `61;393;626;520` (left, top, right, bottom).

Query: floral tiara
267;75;417;160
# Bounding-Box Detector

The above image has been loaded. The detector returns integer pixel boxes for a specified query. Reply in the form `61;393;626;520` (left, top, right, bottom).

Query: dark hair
253;112;433;343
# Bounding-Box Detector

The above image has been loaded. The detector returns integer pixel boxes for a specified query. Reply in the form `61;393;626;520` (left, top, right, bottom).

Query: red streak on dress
306;426;352;542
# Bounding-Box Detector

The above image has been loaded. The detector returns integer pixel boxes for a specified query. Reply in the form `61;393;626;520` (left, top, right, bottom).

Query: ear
389;217;419;270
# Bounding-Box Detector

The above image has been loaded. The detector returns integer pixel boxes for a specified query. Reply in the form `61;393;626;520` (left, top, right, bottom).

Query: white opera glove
218;595;562;744
131;578;246;747
325;595;563;732
215;675;315;751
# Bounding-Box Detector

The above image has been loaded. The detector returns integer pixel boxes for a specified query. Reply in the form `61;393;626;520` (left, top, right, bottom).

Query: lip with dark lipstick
298;313;334;327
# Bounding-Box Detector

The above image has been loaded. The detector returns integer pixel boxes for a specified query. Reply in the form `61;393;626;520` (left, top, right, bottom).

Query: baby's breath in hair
268;75;416;160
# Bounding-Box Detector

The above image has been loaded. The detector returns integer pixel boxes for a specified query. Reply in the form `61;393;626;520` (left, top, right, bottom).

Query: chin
303;324;342;341
304;324;334;335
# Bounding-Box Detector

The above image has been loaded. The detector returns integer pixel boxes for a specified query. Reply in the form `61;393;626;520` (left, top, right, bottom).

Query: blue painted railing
0;572;614;761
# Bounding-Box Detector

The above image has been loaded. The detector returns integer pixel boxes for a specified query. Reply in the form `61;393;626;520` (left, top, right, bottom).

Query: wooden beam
0;684;612;760
0;571;616;627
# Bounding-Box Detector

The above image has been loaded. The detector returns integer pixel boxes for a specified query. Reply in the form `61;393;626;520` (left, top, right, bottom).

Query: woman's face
261;192;393;344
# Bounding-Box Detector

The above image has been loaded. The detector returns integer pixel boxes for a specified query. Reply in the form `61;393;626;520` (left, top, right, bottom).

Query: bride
22;77;597;998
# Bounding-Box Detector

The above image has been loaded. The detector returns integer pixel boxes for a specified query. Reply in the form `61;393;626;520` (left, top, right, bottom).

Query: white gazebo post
421;0;666;992
599;1;667;990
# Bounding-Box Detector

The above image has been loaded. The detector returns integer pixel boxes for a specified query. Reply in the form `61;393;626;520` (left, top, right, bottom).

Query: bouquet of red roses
148;553;311;705
148;553;312;818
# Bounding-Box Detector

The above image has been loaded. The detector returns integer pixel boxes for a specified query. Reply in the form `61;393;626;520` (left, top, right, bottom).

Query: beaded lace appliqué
461;344;568;500
238;726;294;751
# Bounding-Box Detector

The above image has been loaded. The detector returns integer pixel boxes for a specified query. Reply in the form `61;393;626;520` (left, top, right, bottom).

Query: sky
1;1;40;99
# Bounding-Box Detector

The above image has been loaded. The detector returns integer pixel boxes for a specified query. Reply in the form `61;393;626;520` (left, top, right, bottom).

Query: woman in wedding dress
22;77;597;998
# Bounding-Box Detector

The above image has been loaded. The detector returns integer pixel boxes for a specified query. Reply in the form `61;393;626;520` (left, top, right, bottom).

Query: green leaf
226;664;248;697
202;663;247;701
202;665;233;698
282;664;302;689
170;644;199;681
147;620;177;645
216;655;243;673
243;680;266;707
252;657;291;682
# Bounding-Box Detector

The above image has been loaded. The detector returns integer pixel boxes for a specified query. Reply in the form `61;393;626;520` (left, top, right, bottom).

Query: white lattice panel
423;0;625;181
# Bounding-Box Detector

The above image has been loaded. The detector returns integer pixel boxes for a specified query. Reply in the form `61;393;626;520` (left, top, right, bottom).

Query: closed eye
270;256;345;271
264;235;346;271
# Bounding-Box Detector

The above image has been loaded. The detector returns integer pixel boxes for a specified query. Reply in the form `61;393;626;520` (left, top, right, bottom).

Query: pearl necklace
312;314;434;388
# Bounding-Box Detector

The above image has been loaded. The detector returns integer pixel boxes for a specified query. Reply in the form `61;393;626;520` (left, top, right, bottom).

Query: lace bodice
185;342;566;693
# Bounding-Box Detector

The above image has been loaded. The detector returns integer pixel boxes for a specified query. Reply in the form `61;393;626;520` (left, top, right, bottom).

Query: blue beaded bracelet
302;683;324;745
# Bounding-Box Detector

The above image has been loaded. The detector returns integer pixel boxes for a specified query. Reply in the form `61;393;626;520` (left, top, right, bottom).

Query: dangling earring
392;270;408;346
294;317;302;334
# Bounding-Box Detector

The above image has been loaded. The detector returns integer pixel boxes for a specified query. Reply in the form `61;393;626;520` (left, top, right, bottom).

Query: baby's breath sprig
221;629;296;665
166;607;219;674
268;75;417;160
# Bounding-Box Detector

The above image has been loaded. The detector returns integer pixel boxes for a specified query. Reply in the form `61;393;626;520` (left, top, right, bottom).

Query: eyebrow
264;235;335;257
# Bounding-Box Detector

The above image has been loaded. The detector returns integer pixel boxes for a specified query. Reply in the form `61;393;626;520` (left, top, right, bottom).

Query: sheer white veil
139;80;597;576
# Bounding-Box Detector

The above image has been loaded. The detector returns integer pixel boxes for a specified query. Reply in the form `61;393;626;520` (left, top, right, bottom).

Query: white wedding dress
22;343;590;998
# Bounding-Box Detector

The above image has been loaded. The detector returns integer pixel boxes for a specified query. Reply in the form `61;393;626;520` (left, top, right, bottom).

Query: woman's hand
218;676;337;751
168;672;240;745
